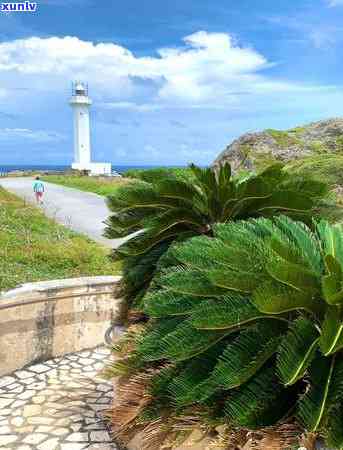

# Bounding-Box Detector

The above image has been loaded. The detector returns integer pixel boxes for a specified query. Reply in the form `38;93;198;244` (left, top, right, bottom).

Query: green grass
285;154;343;186
42;175;130;196
124;167;194;182
266;129;302;148
0;187;120;292
43;170;194;195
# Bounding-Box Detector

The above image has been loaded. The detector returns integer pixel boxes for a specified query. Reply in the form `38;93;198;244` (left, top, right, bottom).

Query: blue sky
1;0;343;166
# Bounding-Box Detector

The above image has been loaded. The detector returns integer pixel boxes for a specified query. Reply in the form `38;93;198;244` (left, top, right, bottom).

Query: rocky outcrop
213;118;343;172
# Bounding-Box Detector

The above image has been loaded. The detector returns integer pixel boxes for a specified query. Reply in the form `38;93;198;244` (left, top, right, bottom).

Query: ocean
0;165;185;175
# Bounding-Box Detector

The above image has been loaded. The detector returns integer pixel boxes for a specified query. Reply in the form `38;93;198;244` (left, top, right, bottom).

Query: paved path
0;178;124;249
0;347;117;450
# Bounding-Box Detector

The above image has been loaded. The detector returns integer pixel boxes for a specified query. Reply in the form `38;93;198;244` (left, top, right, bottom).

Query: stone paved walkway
0;347;117;450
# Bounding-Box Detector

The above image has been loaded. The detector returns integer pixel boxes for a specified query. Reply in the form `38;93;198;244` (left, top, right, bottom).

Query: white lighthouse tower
70;82;112;175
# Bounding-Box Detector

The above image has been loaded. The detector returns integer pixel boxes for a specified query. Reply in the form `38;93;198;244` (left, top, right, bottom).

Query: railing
0;288;115;311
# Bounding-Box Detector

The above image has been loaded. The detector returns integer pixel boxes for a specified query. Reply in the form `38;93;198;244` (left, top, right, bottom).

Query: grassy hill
0;187;120;292
214;118;343;188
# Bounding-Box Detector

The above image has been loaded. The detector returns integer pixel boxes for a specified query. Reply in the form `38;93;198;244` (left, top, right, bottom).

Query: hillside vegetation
214;119;343;188
285;154;343;186
0;187;120;292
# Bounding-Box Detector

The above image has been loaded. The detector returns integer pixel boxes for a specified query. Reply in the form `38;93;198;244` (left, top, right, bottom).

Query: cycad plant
105;163;329;315
109;216;343;449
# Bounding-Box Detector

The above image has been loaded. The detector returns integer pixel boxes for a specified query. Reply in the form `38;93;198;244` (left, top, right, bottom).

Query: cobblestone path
0;347;118;450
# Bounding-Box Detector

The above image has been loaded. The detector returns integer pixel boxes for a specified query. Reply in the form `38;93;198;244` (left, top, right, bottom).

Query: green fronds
204;322;284;394
135;317;182;362
106;162;330;308
144;290;206;318
297;356;336;432
190;295;266;330
266;257;319;294
326;407;343;450
145;207;206;234
317;221;343;267
166;346;225;407
157;178;204;204
257;190;314;214
322;255;343;305
160;268;227;297
224;367;294;429
171;236;225;272
104;164;343;447
208;267;266;293
319;306;343;355
148;365;179;399
156;320;232;362
253;280;323;316
276;317;319;386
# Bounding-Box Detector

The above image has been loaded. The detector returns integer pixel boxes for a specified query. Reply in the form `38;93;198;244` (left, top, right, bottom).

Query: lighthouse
70;82;112;175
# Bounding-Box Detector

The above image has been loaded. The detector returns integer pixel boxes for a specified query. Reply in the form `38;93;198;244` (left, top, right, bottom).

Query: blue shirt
33;181;45;193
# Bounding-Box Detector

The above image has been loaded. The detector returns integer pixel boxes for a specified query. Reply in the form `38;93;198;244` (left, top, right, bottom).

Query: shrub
124;167;194;182
105;163;330;316
109;216;343;449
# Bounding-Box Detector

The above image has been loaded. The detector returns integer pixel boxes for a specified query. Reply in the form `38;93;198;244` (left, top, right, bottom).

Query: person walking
33;176;45;204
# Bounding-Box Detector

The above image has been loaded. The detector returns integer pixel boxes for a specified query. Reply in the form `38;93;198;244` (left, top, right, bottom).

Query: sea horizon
0;164;188;175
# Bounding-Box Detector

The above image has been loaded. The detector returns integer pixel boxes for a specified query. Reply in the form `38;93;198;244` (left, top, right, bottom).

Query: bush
124;167;194;182
109;216;343;449
105;162;331;317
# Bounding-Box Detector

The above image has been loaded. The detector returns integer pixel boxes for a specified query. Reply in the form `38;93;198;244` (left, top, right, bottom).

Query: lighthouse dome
74;82;87;96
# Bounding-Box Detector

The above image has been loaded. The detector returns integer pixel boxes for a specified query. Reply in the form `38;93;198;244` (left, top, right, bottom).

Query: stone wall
0;276;122;376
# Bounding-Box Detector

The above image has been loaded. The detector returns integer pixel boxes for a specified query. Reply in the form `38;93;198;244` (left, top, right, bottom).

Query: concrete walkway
0;178;124;249
0;347;117;450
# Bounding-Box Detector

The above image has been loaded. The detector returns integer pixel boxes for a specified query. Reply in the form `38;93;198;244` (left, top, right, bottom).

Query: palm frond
317;221;343;267
322;254;343;305
297;356;336;432
272;216;322;274
276;317;319;386
326;407;343;450
144;289;206;318
253;280;324;316
160;268;227;297
204;322;284;394
319;305;343;356
135;317;182;362
190;295;268;330
224;366;295;429
157;320;232;362
167;345;225;407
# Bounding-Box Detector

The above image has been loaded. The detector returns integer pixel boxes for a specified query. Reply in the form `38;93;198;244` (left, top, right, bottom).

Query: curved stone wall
0;276;122;376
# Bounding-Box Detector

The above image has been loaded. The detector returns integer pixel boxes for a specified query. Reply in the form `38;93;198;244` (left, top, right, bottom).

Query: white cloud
0;31;340;166
0;31;324;110
0;128;65;142
326;0;343;6
101;102;163;112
